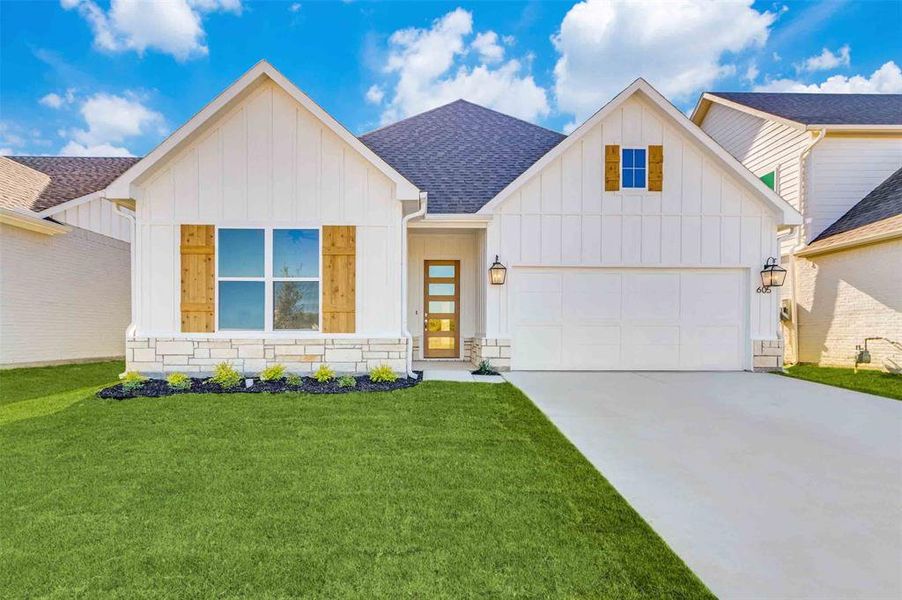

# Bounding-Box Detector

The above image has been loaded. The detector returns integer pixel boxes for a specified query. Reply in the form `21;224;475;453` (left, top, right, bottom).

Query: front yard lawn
0;363;711;598
783;364;902;400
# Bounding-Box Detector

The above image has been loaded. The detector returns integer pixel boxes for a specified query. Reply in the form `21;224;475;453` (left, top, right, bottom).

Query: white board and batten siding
485;95;781;370
133;80;402;337
53;196;131;242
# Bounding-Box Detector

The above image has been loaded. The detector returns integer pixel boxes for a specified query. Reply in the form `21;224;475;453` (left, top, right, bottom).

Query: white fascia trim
813;124;902;132
0;207;71;235
35;190;102;218
691;93;806;131
105;60;420;201
479;79;802;226
410;213;491;229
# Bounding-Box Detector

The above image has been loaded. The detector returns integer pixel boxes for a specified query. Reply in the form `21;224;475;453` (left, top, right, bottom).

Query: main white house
102;61;800;376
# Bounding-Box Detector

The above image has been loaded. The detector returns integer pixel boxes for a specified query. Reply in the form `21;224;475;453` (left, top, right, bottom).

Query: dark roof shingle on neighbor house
2;155;140;213
708;92;902;125
807;166;902;252
360;99;566;214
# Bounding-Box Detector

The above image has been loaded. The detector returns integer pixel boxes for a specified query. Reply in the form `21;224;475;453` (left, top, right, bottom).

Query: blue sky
1;0;900;157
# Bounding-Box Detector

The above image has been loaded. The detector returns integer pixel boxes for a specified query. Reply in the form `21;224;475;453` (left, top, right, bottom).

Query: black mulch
98;373;422;400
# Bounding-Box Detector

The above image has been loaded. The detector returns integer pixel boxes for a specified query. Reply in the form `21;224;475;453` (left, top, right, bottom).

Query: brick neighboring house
693;93;902;371
0;156;138;367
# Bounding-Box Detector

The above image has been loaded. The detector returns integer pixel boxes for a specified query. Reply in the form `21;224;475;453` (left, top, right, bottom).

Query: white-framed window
217;227;321;332
622;147;647;189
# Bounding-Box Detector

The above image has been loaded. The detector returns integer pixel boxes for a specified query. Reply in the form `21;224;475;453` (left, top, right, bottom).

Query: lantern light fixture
489;255;507;285
757;257;787;293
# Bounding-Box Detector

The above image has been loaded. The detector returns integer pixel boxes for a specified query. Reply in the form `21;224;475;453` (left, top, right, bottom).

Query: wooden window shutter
322;225;356;333
180;224;215;333
648;145;664;192
604;144;620;192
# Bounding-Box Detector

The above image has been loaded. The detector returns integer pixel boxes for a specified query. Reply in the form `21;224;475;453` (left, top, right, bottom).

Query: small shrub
166;372;192;390
313;364;335;383
260;363;287;382
209;362;242;388
120;370;147;391
338;375;357;388
286;373;302;387
473;359;498;375
369;364;398;383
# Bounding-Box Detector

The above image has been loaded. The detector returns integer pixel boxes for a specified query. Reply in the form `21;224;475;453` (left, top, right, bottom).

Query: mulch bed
98;373;422;400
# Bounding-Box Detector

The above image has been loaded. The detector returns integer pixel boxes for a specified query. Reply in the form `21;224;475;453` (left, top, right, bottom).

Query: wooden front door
423;260;460;358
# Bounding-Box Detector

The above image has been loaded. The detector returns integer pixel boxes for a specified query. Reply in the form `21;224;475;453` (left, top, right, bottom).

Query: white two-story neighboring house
693;92;902;371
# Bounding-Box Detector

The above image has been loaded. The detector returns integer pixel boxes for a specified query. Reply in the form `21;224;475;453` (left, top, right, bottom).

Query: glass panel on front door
423;260;460;358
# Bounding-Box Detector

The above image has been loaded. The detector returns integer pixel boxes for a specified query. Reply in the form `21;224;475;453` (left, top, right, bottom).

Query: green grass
0;360;123;405
783;364;902;400
0;363;712;599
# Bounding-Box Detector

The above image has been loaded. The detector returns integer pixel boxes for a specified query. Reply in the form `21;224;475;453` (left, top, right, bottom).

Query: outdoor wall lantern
757;257;787;293
489;255;507;285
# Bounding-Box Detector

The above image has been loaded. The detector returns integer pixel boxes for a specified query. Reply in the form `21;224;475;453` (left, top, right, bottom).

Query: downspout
789;127;826;365
401;192;428;378
113;202;137;341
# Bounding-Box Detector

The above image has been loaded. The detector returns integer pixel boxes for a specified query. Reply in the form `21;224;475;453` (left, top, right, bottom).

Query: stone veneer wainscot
127;337;408;377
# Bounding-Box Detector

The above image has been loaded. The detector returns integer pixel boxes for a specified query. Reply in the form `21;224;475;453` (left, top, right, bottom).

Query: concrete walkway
505;371;902;599
413;361;504;383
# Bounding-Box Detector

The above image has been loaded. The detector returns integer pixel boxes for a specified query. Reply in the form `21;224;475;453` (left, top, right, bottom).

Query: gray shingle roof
812;166;902;244
4;156;140;212
709;92;902;125
360;100;565;213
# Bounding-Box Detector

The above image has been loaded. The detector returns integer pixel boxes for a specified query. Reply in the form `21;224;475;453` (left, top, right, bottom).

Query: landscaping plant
209;362;242;389
313;364;336;383
259;364;287;382
166;372;192;391
286;373;302;387
369;364;398;383
337;375;357;388
120;371;147;392
473;359;499;376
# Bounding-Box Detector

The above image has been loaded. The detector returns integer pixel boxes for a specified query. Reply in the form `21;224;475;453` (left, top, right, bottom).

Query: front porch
407;227;510;371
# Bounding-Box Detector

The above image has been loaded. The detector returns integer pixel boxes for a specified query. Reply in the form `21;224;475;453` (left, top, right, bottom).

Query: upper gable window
622;148;646;189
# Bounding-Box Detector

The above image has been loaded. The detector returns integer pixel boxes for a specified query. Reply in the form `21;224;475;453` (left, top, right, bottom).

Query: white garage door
510;268;746;371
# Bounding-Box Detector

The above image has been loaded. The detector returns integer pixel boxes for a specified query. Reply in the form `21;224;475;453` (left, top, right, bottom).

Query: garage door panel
622;273;681;320
622;343;680;370
680;326;742;369
511;268;745;371
681;272;742;322
512;326;562;370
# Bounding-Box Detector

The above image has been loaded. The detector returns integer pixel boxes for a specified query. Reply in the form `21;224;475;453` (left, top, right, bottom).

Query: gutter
401;192;428;378
112;201;138;341
0;207;71;235
788;128;827;365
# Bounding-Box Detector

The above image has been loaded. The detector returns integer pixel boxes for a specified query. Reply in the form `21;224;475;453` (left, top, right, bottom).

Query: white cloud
744;63;759;83
376;8;549;125
796;45;850;73
0;148;13;156
365;84;385;104
552;0;775;128
289;2;301;12
756;60;902;93
472;31;504;63
40;93;65;109
60;92;165;156
39;88;77;109
61;0;242;61
60;141;133;157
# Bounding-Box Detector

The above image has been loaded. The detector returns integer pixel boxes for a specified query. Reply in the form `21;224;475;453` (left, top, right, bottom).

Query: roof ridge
359;98;563;139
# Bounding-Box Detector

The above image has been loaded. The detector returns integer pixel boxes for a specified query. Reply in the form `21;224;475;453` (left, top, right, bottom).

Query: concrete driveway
505;371;902;599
